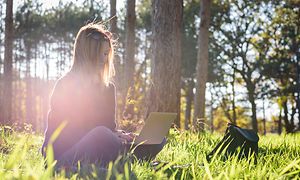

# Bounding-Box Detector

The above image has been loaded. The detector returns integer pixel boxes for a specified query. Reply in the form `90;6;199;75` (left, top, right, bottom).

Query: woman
41;23;165;169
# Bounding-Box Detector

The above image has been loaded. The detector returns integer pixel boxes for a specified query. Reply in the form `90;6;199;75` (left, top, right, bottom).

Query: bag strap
206;125;231;162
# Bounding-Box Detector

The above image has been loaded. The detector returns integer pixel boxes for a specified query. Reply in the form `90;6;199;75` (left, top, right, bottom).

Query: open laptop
132;112;177;145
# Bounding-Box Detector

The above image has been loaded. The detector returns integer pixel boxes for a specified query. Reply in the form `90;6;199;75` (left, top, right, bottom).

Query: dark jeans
56;126;166;168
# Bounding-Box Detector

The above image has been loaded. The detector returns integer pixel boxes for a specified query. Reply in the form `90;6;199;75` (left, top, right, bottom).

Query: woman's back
42;72;117;159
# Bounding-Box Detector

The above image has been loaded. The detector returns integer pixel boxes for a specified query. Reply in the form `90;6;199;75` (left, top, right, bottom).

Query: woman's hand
115;130;136;144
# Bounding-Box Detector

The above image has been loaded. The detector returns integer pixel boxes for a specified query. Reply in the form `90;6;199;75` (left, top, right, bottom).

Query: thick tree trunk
185;79;194;130
193;0;211;131
123;0;136;120
2;0;13;125
148;0;182;128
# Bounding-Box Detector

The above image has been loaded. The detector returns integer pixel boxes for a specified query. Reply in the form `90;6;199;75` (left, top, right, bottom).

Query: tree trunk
110;0;117;34
0;3;3;124
290;106;296;131
193;0;211;131
296;55;300;130
148;0;182;128
25;42;32;125
124;0;136;92
45;44;49;81
262;97;266;135
123;0;136;120
16;61;21;123
2;0;13;125
110;0;123;124
292;30;300;131
231;66;237;124
297;94;300;130
248;85;258;132
185;79;194;130
283;99;293;133
209;86;214;132
278;108;282;135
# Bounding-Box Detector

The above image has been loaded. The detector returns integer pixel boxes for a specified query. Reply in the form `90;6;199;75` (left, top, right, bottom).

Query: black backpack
206;123;259;162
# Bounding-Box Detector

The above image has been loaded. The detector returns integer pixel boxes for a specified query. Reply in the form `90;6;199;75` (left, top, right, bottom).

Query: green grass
0;129;299;179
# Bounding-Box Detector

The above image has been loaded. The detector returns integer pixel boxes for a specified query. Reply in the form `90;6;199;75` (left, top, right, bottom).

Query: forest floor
0;128;299;179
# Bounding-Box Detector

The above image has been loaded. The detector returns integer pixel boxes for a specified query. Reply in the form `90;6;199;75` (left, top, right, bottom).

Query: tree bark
248;85;258;132
231;65;237;124
110;0;117;34
25;41;32;125
193;0;211;131
124;0;136;91
0;3;3;123
209;86;214;132
262;97;266;135
291;30;300;130
2;0;13;125
296;51;300;130
185;79;194;130
109;0;122;125
123;0;136;120
283;99;293;133
278;108;282;135
148;0;183;128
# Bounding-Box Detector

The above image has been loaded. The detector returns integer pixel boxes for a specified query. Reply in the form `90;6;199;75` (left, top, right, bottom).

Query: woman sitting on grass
41;22;165;169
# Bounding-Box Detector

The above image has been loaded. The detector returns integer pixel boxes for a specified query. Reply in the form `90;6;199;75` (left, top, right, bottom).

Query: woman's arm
106;83;118;131
106;83;137;143
42;78;69;156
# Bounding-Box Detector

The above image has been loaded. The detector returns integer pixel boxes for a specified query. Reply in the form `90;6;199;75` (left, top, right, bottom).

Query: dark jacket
41;73;117;159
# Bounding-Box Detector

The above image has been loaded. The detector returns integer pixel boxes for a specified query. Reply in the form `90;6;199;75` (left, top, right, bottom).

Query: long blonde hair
70;22;115;86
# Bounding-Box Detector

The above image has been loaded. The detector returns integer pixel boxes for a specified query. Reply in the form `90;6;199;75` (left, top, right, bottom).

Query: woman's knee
89;126;121;148
90;126;113;136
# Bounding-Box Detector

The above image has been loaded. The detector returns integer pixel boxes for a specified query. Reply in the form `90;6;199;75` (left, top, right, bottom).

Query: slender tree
110;0;117;34
181;0;198;130
193;0;211;131
25;40;33;124
123;0;136;120
0;2;4;120
184;79;194;129
147;0;183;128
2;0;13;125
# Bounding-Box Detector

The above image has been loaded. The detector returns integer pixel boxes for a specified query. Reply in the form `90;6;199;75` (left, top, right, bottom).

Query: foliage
213;105;251;133
260;0;300;132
